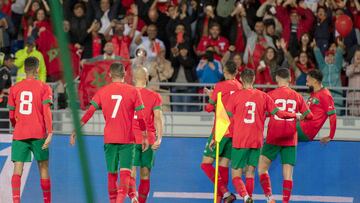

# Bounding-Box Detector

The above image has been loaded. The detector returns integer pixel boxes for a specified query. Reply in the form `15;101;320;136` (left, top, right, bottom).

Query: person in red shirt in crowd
256;47;282;85
7;57;53;203
23;0;50;40
258;68;313;203
297;69;337;142
87;19;105;57
196;22;229;61
226;69;299;203
229;2;247;53
71;63;149;203
195;3;219;46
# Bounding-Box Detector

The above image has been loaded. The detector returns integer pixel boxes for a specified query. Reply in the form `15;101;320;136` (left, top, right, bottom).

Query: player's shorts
261;143;296;166
134;144;155;169
296;121;310;142
104;144;135;173
11;139;49;162
231;148;260;169
203;134;232;160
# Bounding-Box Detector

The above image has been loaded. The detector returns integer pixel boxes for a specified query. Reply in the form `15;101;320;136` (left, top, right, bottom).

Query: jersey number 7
111;95;123;118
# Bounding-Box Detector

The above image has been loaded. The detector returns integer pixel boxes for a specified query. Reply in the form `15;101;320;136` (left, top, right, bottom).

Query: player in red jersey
7;57;53;203
226;69;299;203
127;67;164;203
297;69;337;143
70;63;149;203
258;68;313;203
201;61;242;203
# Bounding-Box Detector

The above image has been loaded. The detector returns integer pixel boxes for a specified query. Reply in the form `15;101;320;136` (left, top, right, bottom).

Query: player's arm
204;86;216;112
299;95;313;120
7;88;16;127
41;85;53;149
152;108;163;150
320;96;337;144
134;89;149;151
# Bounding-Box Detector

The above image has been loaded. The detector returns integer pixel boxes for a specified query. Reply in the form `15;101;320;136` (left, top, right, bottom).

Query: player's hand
70;131;76;146
296;113;304;120
151;138;162;150
42;133;53;150
209;139;215;151
204;87;213;97
320;136;331;144
142;137;149;152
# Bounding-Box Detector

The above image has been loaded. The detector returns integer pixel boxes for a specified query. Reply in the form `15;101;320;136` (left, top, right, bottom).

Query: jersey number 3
19;91;33;115
244;102;256;124
111;95;123;118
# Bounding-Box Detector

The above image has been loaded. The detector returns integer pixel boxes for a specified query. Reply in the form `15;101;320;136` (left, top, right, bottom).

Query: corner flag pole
214;141;220;203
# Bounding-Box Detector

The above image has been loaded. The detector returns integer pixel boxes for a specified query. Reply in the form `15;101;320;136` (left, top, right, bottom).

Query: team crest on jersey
219;42;225;50
307;97;320;105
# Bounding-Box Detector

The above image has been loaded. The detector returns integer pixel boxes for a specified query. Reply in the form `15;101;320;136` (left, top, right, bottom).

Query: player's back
93;82;143;144
267;86;308;146
213;79;242;105
8;78;52;140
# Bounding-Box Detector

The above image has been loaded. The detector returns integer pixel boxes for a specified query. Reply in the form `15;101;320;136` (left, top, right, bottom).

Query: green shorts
261;143;297;166
203;135;232;160
296;121;310;142
133;144;155;169
104;144;135;173
231;148;260;169
11;139;49;162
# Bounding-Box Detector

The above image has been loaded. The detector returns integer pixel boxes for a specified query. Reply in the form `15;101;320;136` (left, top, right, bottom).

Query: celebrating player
70;63;149;203
258;68;313;203
201;61;242;203
127;67;164;203
226;69;299;203
7;57;53;203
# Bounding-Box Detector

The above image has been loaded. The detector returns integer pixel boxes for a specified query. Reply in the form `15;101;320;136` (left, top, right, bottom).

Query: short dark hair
24;57;39;73
209;22;221;29
240;68;255;84
224;61;237;75
275;68;290;79
308;69;323;82
110;62;125;78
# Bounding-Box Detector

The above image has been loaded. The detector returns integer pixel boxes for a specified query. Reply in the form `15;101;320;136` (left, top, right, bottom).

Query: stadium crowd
0;0;359;114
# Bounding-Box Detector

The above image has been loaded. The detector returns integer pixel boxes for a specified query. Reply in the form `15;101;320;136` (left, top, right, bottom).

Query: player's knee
13;162;24;176
140;168;150;179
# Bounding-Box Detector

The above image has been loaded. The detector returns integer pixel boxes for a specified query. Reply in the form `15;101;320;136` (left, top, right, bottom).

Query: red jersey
266;86;310;146
205;79;242;138
90;82;144;144
300;88;335;140
196;36;229;61
133;88;162;145
112;36;132;59
7;78;52;140
226;88;279;149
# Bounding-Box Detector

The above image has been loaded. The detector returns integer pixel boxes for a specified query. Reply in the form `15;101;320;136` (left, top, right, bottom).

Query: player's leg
245;148;261;198
32;138;51;203
116;144;135;203
104;144;120;203
280;146;296;203
128;145;142;203
137;145;155;203
11;140;32;203
219;138;236;203
296;121;311;142
231;148;252;203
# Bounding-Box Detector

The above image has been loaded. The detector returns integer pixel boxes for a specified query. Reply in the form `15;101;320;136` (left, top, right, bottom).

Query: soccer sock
138;179;150;203
283;180;293;203
200;163;228;195
107;173;118;203
128;176;137;200
218;166;229;186
232;177;248;197
245;177;255;197
260;173;272;197
116;171;131;203
40;178;51;203
12;174;21;203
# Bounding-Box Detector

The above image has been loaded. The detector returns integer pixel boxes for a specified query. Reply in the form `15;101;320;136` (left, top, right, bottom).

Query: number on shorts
244;102;256;124
111;95;123;118
274;99;297;121
19;91;33;115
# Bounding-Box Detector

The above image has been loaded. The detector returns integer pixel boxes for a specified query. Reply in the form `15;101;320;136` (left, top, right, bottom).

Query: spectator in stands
228;4;246;53
169;23;191;57
135;24;165;62
298;32;315;62
215;0;235;39
194;3;219;46
148;48;174;91
11;0;26;39
23;0;50;40
0;53;14;132
90;0;120;34
256;47;283;85
196;48;223;84
222;49;245;81
14;36;46;82
132;45;150;70
314;6;332;55
87;41;122;61
346;49;360;116
0;2;14;54
313;39;344;114
87;20;105;58
256;1;283;37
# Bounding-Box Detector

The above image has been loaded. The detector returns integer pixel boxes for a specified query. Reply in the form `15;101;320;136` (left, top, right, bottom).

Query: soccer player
226;69;299;203
127;67;164;203
258;68;313;203
201;61;242;203
7;56;53;203
70;63;149;203
297;69;337;143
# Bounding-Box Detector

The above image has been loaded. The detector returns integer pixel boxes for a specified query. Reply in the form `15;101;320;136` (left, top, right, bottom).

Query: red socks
260;173;272;197
232;177;248;197
128;176;137;200
283;180;293;203
138;179;150;203
107;173;118;203
116;171;131;203
200;163;228;195
245;177;254;197
12;174;21;203
218;166;229;186
40;179;51;203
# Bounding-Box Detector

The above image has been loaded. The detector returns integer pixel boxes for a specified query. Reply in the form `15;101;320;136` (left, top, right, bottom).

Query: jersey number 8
19;91;33;115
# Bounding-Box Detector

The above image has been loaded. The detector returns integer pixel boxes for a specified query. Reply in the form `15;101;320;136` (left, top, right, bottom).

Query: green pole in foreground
48;0;94;202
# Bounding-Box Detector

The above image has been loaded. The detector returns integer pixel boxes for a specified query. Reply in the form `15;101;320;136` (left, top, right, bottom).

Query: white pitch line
153;192;354;203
